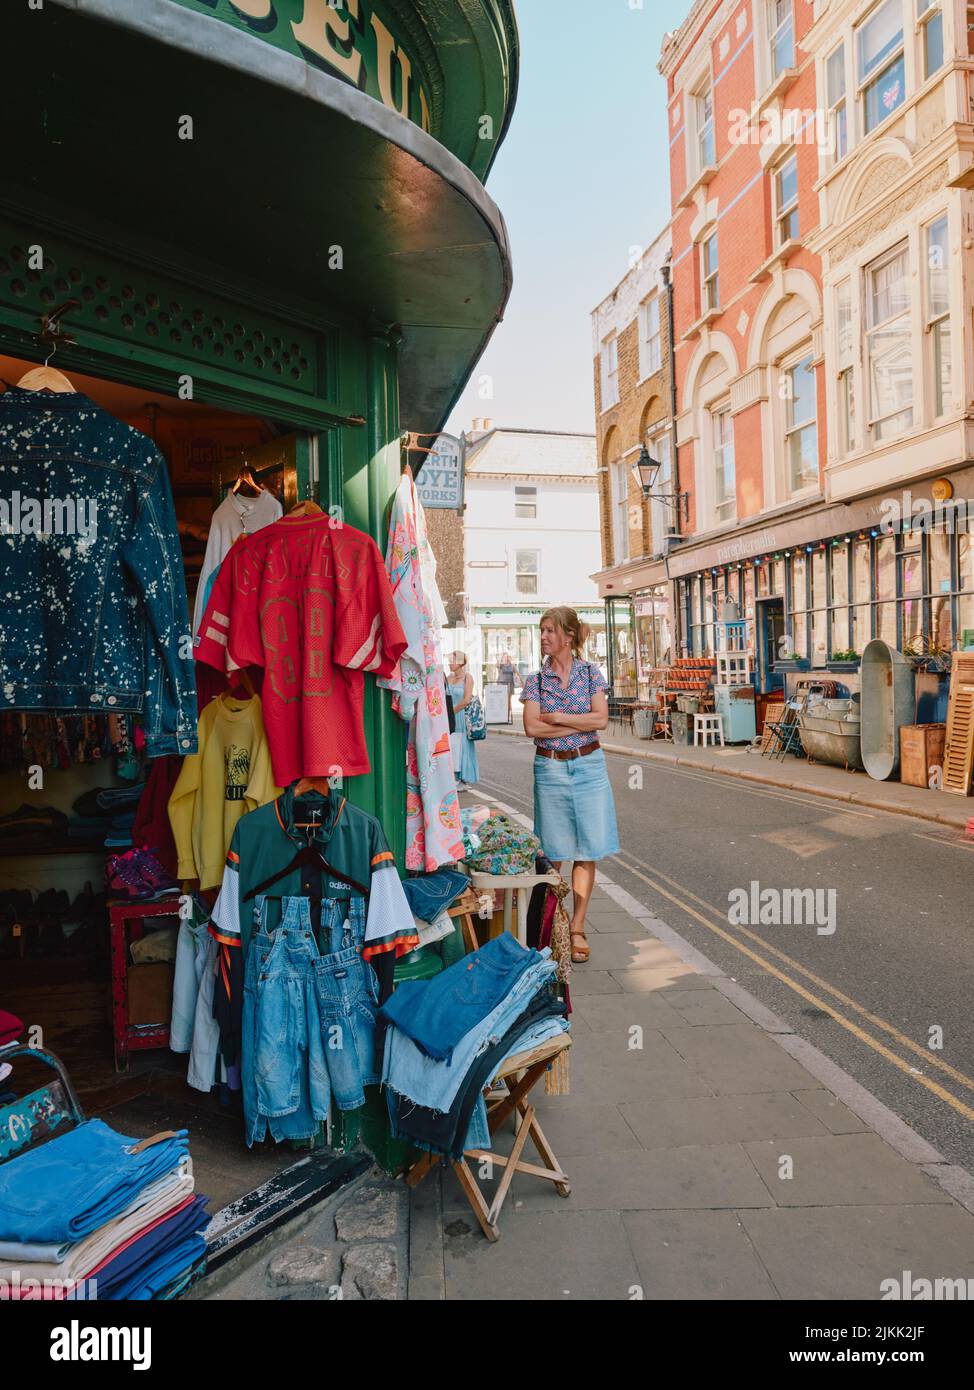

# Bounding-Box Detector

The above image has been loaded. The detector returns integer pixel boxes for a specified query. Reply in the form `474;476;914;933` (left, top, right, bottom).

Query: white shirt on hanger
192;489;282;636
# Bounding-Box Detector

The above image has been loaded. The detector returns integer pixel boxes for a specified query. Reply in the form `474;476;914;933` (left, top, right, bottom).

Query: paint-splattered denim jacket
0;388;197;757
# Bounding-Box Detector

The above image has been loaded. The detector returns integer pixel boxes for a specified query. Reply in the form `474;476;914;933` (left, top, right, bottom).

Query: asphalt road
473;734;974;1174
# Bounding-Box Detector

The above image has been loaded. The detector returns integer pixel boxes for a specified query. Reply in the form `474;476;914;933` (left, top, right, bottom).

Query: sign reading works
177;0;431;132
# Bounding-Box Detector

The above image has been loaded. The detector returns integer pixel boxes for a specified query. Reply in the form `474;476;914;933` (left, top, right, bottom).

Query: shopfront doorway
756;597;785;694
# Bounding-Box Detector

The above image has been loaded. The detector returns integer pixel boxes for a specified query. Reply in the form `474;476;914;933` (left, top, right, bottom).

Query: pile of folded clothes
0;1119;208;1301
69;782;146;851
380;935;570;1162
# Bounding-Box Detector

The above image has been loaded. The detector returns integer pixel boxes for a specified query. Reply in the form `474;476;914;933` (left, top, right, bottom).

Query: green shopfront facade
0;0;517;857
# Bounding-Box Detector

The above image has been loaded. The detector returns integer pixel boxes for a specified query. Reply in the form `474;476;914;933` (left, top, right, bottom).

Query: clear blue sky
446;0;691;439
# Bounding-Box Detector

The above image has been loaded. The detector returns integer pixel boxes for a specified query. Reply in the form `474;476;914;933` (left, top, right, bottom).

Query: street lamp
630;443;689;524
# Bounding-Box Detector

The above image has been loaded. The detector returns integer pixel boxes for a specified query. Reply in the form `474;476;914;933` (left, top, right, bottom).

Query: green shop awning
4;0;514;434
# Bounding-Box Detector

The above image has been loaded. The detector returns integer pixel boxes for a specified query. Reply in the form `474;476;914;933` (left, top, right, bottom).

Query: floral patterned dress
378;473;464;872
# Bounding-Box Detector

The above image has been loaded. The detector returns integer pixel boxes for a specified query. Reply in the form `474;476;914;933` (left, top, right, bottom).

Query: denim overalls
241;894;379;1148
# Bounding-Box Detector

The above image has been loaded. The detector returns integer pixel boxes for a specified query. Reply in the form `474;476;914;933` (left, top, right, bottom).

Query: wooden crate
899;723;946;789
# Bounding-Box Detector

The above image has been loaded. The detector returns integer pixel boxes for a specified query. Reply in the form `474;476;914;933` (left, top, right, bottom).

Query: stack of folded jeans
0;1120;208;1301
380;935;570;1162
241;895;381;1147
69;782;146;849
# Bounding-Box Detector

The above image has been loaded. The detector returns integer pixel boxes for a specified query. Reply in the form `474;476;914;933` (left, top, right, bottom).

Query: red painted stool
108;898;180;1071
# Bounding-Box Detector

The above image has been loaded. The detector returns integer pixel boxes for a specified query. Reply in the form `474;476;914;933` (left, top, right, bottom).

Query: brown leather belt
535;740;601;762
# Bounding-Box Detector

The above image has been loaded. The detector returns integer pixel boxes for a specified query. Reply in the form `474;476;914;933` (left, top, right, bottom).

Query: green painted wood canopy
4;0;518;435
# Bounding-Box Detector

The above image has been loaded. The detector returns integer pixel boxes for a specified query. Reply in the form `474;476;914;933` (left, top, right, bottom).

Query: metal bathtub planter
860;640;916;781
798;706;864;772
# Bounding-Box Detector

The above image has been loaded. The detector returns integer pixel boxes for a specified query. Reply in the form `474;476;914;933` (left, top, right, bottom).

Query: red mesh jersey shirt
194;514;406;785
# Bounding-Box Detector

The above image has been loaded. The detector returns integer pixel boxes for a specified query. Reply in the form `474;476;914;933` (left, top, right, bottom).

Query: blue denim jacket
0;388;197;756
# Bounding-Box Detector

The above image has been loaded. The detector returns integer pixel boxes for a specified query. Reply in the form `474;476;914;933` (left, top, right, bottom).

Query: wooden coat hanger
231;464;263;499
288;498;323;518
18;299;80;393
18;347;75;394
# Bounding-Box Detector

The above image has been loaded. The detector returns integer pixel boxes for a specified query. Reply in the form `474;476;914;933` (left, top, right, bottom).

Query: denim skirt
533;747;620;861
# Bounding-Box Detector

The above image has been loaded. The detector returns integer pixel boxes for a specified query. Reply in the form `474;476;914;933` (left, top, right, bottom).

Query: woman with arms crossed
519;607;620;963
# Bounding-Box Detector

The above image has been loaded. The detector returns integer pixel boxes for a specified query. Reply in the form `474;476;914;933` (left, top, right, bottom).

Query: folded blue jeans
389;986;567;1159
401;869;469;924
383;952;558;1113
0;1121;188;1244
380;933;540;1062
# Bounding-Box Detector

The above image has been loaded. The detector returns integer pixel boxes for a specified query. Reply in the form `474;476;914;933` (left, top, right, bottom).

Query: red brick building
661;0;828;688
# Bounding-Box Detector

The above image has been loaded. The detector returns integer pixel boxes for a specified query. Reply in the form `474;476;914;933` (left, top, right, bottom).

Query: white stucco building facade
453;427;602;686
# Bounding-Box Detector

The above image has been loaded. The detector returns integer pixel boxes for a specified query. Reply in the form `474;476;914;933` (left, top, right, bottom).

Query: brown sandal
570;931;590;964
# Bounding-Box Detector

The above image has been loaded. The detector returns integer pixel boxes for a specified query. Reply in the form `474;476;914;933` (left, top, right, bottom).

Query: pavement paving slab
742;1133;955;1207
442;1211;641;1301
622;1210;779;1300
659;1023;824;1095
739;1204;974;1301
620;1092;834;1149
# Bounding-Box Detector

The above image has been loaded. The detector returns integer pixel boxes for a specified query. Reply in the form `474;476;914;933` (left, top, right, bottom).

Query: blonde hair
540;606;590;657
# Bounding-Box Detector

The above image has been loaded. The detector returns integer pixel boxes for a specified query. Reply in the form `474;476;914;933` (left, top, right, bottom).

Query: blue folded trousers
0;1120;189;1244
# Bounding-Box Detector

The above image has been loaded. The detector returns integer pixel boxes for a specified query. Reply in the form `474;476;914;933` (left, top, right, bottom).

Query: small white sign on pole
484;682;510;725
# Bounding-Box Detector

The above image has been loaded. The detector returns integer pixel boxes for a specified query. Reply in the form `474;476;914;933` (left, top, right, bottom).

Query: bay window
866;240;913;441
858;0;905;134
918;1;944;81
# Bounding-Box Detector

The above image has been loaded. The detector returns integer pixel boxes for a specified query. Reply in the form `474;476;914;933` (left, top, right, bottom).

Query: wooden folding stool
405;1034;572;1242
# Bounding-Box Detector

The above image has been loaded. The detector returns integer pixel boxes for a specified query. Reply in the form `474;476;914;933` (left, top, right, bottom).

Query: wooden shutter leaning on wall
943;655;974;795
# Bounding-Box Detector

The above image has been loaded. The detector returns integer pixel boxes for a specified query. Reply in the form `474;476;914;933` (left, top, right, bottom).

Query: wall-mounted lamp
630;444;690;525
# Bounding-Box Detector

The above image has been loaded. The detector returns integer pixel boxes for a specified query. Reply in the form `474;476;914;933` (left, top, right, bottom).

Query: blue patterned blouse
519;658;608;751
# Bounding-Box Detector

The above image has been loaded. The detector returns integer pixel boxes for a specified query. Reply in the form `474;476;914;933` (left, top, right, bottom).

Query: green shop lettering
179;0;431;130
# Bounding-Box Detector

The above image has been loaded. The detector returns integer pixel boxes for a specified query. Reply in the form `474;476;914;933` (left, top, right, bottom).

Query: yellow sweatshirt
168;692;280;889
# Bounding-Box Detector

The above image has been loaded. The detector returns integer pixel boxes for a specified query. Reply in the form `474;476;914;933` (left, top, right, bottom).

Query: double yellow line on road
612;847;974;1123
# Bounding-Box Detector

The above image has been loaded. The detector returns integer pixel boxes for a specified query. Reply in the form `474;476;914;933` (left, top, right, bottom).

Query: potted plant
827;648;861;674
774;651;810;673
903;635;952;675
